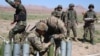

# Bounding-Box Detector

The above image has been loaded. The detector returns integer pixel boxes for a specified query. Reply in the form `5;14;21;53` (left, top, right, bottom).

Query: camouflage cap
14;0;21;3
36;22;48;31
69;3;74;7
88;4;94;9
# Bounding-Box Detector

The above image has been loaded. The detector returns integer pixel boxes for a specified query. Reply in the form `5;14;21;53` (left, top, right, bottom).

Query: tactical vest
67;10;76;20
85;10;96;18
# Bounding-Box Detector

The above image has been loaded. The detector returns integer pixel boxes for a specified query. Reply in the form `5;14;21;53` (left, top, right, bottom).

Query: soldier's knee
12;28;19;34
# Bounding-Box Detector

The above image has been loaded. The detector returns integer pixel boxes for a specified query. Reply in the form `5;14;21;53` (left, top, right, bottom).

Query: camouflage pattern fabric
83;10;97;44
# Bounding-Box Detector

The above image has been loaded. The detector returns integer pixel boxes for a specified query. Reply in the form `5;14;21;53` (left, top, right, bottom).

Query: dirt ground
0;19;100;56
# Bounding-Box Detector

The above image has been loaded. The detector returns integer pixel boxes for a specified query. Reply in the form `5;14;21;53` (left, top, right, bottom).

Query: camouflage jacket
83;10;97;24
51;10;63;19
66;9;78;23
28;31;46;52
40;16;67;42
6;0;27;26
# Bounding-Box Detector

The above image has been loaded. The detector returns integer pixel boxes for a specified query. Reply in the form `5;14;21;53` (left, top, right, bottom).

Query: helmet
36;22;48;31
14;0;21;3
69;3;74;7
57;5;62;9
88;4;94;9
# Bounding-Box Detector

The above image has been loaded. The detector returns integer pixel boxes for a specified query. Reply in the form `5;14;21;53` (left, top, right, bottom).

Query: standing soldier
66;3;78;41
51;5;63;19
51;7;57;16
61;11;67;25
5;0;27;43
28;16;67;56
83;4;98;45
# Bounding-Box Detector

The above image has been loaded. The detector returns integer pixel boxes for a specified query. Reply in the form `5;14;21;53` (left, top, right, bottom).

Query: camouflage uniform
66;4;78;39
51;5;63;19
51;8;57;16
28;31;48;56
28;22;49;56
45;16;66;56
61;11;67;25
28;16;66;56
6;0;27;43
83;4;97;44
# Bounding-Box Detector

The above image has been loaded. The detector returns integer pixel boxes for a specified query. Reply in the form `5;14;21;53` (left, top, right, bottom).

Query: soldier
61;11;67;25
28;22;53;56
51;7;57;16
51;5;63;19
83;4;98;45
28;16;67;56
66;3;78;41
5;0;27;43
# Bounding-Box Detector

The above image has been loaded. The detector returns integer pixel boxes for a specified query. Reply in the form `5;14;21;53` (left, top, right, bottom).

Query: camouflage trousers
9;24;26;43
67;22;77;37
83;23;95;43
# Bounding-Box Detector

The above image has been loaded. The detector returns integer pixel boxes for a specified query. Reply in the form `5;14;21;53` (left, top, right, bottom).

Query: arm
51;11;57;17
53;19;67;39
65;11;68;24
5;0;16;8
83;12;87;21
75;11;78;25
94;12;98;23
61;11;67;24
32;36;51;52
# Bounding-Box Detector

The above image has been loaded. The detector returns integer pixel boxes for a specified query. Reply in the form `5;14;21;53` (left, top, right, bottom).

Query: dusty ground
0;19;100;56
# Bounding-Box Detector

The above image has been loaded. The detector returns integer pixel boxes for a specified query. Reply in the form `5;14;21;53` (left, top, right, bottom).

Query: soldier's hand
66;37;70;41
11;22;15;25
43;42;51;48
51;34;59;39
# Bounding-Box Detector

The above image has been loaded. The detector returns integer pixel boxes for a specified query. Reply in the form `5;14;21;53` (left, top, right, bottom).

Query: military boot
90;39;96;45
73;37;78;41
82;37;86;43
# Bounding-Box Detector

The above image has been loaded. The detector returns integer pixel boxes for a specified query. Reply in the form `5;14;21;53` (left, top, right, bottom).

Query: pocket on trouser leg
9;30;15;41
14;34;22;44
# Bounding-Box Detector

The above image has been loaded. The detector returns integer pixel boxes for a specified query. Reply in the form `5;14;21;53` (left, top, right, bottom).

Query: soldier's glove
51;34;60;39
66;37;70;42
